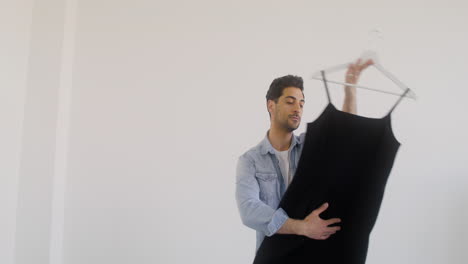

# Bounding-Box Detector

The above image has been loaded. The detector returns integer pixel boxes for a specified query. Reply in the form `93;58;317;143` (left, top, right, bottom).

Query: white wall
4;1;468;263
12;0;68;264
0;1;33;264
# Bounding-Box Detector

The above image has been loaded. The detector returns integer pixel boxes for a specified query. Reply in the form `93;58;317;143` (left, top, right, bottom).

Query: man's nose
293;103;302;113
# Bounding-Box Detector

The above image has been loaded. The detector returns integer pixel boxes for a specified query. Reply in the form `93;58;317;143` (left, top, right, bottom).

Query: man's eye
287;102;293;104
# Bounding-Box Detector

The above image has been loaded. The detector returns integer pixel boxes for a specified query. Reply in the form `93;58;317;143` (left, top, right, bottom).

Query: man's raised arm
342;58;374;114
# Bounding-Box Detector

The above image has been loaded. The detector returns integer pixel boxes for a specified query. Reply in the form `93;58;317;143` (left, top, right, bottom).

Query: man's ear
267;99;275;117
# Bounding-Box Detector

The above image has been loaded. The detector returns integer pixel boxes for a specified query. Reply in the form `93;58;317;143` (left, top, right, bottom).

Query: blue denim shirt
235;130;306;253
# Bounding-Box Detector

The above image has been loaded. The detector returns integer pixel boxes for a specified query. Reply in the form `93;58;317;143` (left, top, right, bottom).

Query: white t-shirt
273;144;293;188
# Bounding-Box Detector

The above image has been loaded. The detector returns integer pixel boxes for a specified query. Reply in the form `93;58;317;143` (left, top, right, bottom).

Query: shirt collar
259;129;302;155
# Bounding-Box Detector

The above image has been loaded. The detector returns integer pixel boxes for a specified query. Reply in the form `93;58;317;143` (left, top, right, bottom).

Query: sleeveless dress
253;72;410;264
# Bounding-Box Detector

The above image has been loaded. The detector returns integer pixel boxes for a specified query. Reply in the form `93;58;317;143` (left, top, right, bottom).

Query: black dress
253;72;410;264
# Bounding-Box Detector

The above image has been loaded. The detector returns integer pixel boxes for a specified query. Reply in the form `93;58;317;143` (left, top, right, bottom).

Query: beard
274;108;300;132
280;117;299;132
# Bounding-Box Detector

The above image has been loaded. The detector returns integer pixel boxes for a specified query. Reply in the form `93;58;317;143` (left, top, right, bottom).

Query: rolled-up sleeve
235;154;289;236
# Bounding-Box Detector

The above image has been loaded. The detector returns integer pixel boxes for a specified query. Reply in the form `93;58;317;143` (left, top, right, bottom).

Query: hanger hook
360;27;384;63
368;28;384;45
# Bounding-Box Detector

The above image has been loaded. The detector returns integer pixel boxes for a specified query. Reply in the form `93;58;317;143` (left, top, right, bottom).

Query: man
235;59;374;254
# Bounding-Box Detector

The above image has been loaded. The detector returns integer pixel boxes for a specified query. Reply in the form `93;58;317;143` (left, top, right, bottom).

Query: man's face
268;87;305;132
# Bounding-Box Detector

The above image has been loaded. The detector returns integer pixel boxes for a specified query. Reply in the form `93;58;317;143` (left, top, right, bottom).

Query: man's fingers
325;217;341;226
327;226;341;232
363;59;374;67
358;58;374;71
313;202;329;216
346;57;373;81
321;228;340;239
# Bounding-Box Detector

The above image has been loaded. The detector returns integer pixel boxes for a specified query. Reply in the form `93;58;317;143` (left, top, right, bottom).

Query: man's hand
299;202;342;240
342;58;374;114
345;58;374;86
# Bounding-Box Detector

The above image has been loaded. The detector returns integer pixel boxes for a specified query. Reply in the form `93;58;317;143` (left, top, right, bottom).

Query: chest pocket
255;172;279;204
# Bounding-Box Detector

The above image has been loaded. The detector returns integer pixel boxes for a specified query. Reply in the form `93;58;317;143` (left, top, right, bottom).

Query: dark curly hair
266;75;304;117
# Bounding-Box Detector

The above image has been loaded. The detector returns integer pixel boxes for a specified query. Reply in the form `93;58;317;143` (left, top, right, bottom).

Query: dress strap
320;70;332;103
387;88;410;115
